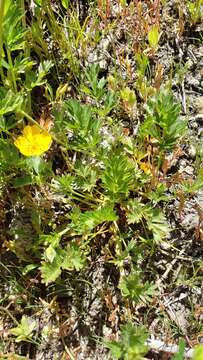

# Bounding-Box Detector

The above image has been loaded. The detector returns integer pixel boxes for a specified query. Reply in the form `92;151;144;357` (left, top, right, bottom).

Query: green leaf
119;271;156;304
148;25;160;48
63;99;101;151
101;152;134;202
172;339;186;360
139;89;186;150
26;156;52;177
26;61;53;89
3;2;28;51
61;0;69;9
10;316;36;342
104;340;123;359
40;255;62;284
0;88;23;116
120;87;136;108
146;208;170;243
22;264;38;276
0;139;20;170
62;242;87;271
12;175;33;188
105;322;148;360
69;206;118;234
183;168;203;194
45;245;57;263
192;344;203;360
39;233;61;247
126;199;151;224
83;64;106;100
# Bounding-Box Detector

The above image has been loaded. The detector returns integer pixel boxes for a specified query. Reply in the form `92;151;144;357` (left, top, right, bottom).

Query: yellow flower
14;125;52;156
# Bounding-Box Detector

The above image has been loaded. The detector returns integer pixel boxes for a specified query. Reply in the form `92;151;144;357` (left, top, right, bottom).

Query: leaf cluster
105;322;148;360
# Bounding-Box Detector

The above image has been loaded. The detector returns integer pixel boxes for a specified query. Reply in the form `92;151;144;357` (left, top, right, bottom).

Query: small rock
188;145;196;159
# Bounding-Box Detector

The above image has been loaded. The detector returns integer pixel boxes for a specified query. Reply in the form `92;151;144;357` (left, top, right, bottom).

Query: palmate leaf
101;152;134;202
83;64;106;100
126;200;170;243
3;1;28;51
0;88;23;116
25;60;53;90
40;241;87;284
146;208;170;243
62;242;87;271
119;271;156;304
40;254;62;284
126;199;151;224
69;206;118;235
105;322;148;360
64;99;102;151
140;89;186;149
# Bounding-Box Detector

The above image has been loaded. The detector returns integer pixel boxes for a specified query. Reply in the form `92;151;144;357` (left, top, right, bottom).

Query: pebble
188;144;196;159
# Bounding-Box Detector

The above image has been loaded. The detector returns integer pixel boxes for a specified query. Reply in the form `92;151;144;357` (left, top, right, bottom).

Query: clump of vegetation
0;0;202;359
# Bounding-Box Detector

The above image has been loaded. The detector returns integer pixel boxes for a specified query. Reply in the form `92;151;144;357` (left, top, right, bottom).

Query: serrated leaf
101;152;134;202
45;245;57;263
105;322;148;360
139;89;186;150
39;233;61;247
119;271;156;304
126;199;150;224
40;256;62;284
62;242;87;271
69;206;118;234
146;208;170;243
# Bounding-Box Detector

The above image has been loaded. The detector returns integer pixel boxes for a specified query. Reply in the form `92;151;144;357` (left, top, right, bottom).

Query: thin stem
0;0;5;82
21;0;32;113
6;46;17;93
0;306;19;325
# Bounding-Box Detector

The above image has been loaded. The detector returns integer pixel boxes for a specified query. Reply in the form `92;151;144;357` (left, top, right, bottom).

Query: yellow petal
14;124;52;156
14;136;34;156
22;125;34;140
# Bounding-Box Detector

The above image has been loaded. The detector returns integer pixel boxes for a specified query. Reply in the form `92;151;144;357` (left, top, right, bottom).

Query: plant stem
6;46;17;93
0;0;5;82
21;0;32;113
0;306;19;325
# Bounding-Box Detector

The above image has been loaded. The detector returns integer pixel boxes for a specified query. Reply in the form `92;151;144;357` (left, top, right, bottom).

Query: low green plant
9;315;36;343
187;0;203;25
119;270;156;304
104;322;148;360
101;151;135;203
139;89;187;151
126;199;170;244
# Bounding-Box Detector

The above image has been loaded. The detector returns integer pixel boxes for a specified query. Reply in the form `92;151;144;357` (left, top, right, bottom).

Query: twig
0;306;19;325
